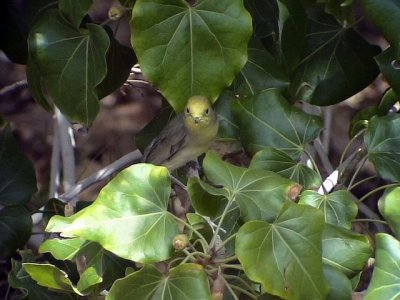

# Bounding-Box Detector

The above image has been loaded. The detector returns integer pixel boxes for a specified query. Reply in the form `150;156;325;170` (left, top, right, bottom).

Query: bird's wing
142;115;188;165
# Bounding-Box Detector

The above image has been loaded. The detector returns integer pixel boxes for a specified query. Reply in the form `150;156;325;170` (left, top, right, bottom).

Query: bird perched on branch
142;95;219;171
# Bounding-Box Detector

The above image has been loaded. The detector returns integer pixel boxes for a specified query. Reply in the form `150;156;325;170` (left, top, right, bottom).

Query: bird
142;95;219;171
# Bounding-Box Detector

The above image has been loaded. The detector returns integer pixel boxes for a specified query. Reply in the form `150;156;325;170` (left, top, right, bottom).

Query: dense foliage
2;0;400;299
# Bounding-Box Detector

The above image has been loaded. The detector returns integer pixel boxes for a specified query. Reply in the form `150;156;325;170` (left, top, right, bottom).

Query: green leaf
375;47;400;99
46;164;180;263
106;264;212;300
236;202;328;300
58;0;93;28
250;147;321;190
322;224;372;277
214;91;239;140
323;265;352;300
299;190;357;229
378;187;400;239
23;263;82;295
233;89;323;157
289;6;380;105
365;114;400;181
131;0;253;112
9;253;75;300
39;238;87;260
365;233;400;300
0;206;32;257
232;39;289;96
378;88;398;115
349;106;380;138
198;151;300;222
0;125;37;206
28;10;109;124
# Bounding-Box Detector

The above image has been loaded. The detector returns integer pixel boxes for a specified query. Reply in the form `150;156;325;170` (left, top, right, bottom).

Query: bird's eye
205;108;209;114
186;107;190;113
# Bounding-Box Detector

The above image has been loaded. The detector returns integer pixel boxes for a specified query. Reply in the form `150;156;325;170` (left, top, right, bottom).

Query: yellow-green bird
142;95;219;171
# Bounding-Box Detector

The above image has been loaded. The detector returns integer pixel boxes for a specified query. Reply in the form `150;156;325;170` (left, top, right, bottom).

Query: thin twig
0;79;28;96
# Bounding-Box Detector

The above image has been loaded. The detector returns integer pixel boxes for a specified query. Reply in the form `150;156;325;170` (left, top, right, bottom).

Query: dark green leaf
131;0;253;112
0;206;32;257
322;224;372;277
324;0;356;24
28;10;109;124
364;233;400;299
233;89;323;157
299;190;357;228
58;0;93;28
236;202;328;300
378;88;398;115
106;264;212;300
324;265;352;300
0;126;37;206
375;47;400;99
250;147;321;190
378;187;400;239
349;106;380;138
289;6;380;105
365;114;400;181
214;91;239;140
46;164;180;263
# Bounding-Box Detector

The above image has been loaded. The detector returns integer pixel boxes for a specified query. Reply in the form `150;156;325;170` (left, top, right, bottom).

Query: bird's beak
194;117;200;124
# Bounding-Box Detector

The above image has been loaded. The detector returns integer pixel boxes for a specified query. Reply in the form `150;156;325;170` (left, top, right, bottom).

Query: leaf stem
171;215;209;253
346;155;368;190
304;150;324;191
214;233;237;255
348;175;377;191
220;263;243;271
353;218;387;224
224;274;257;294
339;129;365;167
221;275;239;300
229;284;258;299
214;255;238;264
209;198;234;249
357;183;400;203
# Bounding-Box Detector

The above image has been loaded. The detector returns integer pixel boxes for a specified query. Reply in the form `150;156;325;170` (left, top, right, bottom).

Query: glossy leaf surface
378;187;400;239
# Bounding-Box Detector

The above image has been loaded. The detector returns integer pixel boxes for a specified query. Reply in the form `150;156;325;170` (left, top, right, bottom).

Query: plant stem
214;233;237;255
346;155;368;190
339;129;365;167
220;263;243;271
354;219;387;224
214;255;238;264
221;275;239;300
171;215;209;253
229;284;258;299
209;198;234;249
224;274;256;294
357;183;400;203
348;175;377;191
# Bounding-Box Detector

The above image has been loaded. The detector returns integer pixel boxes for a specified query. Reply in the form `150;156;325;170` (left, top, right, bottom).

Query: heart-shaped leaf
378;187;400;239
191;151;300;222
236;202;328;300
58;0;93;29
28;10;109;124
322;224;372;277
323;265;353;300
45;164;180;263
365;233;400;300
299;190;358;229
106;264;211;300
131;0;253;112
364;114;400;182
250;147;321;190
0;125;37;206
374;47;400;99
288;6;380;105
233;89;323;157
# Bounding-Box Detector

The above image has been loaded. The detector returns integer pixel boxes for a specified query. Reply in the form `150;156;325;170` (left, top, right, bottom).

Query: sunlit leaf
0;125;37;206
192;151;300;222
131;0;252;112
106;264;211;300
365;233;400;299
45;164;180;263
322;224;372;277
288;6;380;105
365;114;400;181
236;202;328;300
378;187;400;239
250;147;321;190
299;190;357;229
23;263;82;295
28;10;109;124
0;206;32;257
233;89;323;157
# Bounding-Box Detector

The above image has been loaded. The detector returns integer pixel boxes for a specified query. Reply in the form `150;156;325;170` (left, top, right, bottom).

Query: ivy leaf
45;164;180;263
0;125;37;206
58;0;93;29
131;0;253;112
375;47;400;99
324;265;352;300
322;224;372;277
299;190;358;229
365;114;400;182
250;147;321;190
236;202;329;300
233;89;323;157
365;233;400;299
214;91;240;139
192;151;300;222
28;9;109;125
23;263;82;295
378;187;400;239
106;264;212;300
288;6;380;105
0;206;32;257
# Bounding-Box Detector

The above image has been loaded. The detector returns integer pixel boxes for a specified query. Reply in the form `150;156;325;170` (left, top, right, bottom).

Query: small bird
142;95;219;171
